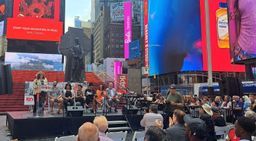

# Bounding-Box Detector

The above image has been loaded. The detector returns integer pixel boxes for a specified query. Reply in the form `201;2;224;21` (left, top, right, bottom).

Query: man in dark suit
166;109;188;141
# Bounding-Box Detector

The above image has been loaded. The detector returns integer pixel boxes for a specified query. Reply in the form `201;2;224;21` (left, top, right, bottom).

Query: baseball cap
184;115;208;139
169;84;176;89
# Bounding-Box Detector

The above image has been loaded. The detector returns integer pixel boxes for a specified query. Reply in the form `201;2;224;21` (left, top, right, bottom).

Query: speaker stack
0;64;13;95
219;77;243;97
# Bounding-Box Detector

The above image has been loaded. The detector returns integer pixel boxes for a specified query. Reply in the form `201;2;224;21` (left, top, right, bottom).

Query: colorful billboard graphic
200;0;244;72
114;61;123;89
144;0;149;70
227;0;256;63
148;0;202;76
6;0;63;41
5;52;63;71
129;40;141;60
110;2;123;22
124;1;132;59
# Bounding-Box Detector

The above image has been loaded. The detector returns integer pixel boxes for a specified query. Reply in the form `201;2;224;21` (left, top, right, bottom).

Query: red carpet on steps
0;70;103;112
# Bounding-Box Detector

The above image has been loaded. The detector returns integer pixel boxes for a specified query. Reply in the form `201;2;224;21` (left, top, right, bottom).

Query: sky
65;0;91;32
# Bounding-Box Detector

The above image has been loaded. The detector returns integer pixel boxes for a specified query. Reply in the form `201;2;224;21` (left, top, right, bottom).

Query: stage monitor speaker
67;106;84;117
0;64;5;94
122;105;139;115
4;64;13;94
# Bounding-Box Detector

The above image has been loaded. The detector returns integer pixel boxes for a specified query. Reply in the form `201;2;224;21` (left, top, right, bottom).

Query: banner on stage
24;95;34;105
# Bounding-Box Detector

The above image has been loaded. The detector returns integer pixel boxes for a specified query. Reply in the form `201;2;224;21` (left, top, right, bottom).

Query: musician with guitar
33;71;48;114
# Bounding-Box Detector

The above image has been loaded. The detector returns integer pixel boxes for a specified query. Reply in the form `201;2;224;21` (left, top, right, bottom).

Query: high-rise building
74;16;82;28
92;1;142;63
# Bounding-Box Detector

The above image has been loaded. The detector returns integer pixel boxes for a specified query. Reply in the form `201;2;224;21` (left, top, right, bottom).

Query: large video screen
5;52;63;71
6;0;63;41
200;0;244;72
228;0;256;63
148;0;202;75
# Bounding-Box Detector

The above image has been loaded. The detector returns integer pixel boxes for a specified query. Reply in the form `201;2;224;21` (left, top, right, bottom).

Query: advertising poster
5;52;63;71
129;40;141;60
200;0;244;72
124;1;132;59
6;0;63;41
110;2;123;22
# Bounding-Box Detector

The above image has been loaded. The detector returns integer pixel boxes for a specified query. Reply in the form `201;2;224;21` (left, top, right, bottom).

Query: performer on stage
62;83;74;111
33;71;48;113
106;82;119;112
93;84;107;114
84;83;95;108
49;81;63;114
75;84;85;107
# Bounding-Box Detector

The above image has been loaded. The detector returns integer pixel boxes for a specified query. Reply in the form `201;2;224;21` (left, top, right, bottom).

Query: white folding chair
132;131;145;141
107;131;127;141
215;126;229;140
55;135;76;141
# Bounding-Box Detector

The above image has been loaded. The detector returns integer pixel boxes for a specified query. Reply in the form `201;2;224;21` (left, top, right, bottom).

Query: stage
6;110;143;139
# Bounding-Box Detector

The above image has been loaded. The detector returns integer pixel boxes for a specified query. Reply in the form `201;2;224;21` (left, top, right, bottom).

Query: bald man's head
77;122;99;141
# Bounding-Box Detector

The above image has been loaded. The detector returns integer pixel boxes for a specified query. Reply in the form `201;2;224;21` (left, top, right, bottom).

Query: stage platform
6;110;143;139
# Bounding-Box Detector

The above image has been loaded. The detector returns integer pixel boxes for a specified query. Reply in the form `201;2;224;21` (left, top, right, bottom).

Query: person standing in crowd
93;116;113;141
184;115;208;141
243;96;251;111
199;104;217;141
94;84;107;114
166;109;187;141
140;104;163;131
164;84;184;128
106;82;119;113
49;81;63;114
84;83;96;109
144;126;167;141
33;71;48;113
62;83;74;111
165;84;184;112
77;122;99;141
234;117;256;141
211;107;226;127
75;84;85;107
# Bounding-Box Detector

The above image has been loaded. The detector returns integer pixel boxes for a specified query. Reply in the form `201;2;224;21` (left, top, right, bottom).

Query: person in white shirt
140;104;163;131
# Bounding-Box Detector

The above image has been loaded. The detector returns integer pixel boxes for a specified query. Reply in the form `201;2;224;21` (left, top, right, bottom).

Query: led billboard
227;0;256;63
6;0;63;41
148;0;203;75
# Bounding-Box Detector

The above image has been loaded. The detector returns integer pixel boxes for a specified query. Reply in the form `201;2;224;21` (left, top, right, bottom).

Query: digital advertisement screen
227;0;256;63
6;0;63;41
5;52;63;71
7;39;59;54
200;0;244;72
148;0;203;76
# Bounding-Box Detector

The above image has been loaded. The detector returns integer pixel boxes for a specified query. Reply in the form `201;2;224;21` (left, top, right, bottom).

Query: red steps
0;70;103;112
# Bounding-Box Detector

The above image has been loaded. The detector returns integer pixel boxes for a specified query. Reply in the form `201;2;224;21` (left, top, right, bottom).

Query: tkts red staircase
0;70;103;113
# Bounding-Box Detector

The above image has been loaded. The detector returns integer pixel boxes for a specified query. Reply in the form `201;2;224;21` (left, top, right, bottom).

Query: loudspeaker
219;77;243;97
67;106;84;117
4;64;13;94
122;105;139;115
0;64;5;94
